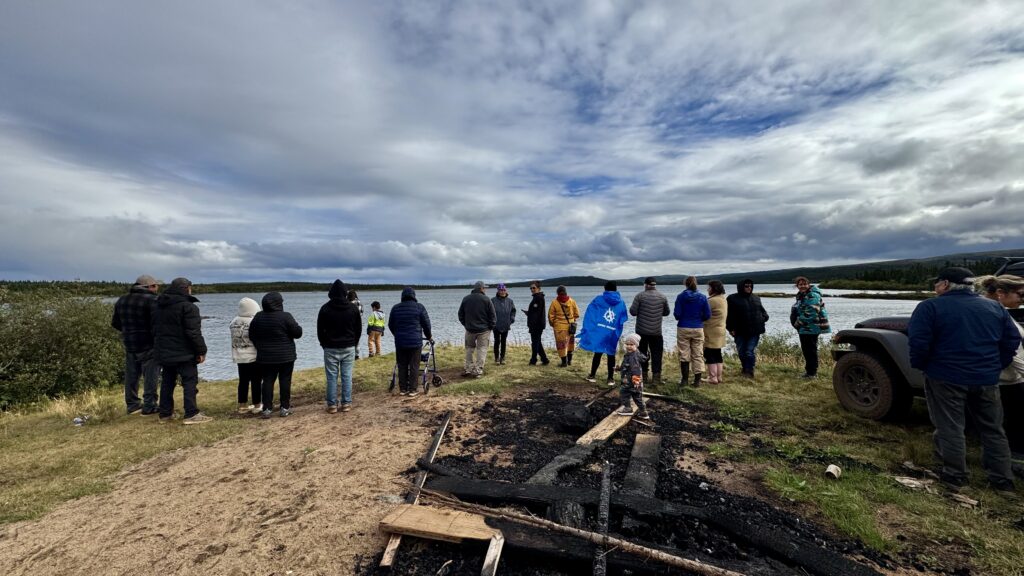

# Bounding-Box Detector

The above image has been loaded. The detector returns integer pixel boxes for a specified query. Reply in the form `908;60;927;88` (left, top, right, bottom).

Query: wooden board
481;534;504;576
623;434;661;496
576;408;633;445
380;504;499;543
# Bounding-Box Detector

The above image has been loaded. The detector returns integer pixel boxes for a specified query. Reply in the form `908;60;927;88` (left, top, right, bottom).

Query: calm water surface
193;284;921;380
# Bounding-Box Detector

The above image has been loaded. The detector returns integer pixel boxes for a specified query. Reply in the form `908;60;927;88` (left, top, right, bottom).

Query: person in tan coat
703;280;728;384
548;285;581;367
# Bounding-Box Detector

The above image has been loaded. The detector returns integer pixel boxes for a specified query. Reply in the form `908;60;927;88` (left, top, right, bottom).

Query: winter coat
153;285;207;365
389;287;432;348
111;284;158;353
578;291;630;355
491;294;516;332
703;294;728;348
317;280;362;349
229;297;260;364
458;288;496;333
526;291;547;333
629;287;670;336
249;292;303;364
367;310;386;334
725;280;769;336
673;289;711;329
791;285;831;335
619;350;647;391
548;297;580;330
908;289;1021;386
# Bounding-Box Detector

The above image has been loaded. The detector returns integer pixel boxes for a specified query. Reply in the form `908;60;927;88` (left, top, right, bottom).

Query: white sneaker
250;403;264;415
617;407;635;416
238;404;254;414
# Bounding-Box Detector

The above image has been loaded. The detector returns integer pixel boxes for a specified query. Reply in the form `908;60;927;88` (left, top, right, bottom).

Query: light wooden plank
576;408;633;445
480;533;504;576
380;504;499;543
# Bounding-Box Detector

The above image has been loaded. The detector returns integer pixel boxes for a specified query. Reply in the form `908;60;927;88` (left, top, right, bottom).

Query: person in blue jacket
674;276;711;387
578;281;629;386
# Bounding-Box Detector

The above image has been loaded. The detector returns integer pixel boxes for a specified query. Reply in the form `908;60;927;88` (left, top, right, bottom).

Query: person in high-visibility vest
367;301;386;357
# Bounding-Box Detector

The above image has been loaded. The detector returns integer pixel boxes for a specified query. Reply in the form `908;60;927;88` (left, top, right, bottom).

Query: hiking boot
183;413;213;425
586;374;597;383
341;403;352;412
260;409;273;419
327;405;338;414
280;408;292;417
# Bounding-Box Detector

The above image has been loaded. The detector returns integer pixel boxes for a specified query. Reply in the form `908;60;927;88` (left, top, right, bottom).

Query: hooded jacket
674;289;711;329
317;280;362;349
791;285;831;336
229;297;261;363
578;291;629;355
112;284;158;353
458;287;496;333
629;286;670;336
389;287;432;348
153;285;207;364
725;280;769;336
526;291;547;333
491;294;516;332
249;292;303;364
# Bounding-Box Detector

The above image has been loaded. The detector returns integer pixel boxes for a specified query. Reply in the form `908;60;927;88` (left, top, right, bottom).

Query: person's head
623;333;641;352
401;286;417;301
496;283;508;297
371;301;381;310
932;267;974;295
170;277;193;295
604;280;617;292
974;274;1024;309
473;280;487;293
135;274;160;293
556;285;567;296
261;291;284;311
237;297;260;318
707;279;725;297
530;280;542;293
794;276;810;293
738;279;754;294
347;289;358;301
644;276;657;289
684;276;698;291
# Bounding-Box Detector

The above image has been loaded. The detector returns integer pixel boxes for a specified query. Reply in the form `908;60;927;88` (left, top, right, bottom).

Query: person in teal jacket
790;277;830;378
578;281;629;386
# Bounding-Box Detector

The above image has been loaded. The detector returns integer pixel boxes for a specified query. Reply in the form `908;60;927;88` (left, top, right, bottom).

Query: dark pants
925;377;1013;487
261;361;294;410
125;348;160;413
590;353;615;381
493;330;509;361
999;384;1024;454
799;334;819;376
529;330;549;364
638;335;663;375
619;387;646;414
158;361;199;419
396;346;422;393
237;362;262;405
733;334;761;373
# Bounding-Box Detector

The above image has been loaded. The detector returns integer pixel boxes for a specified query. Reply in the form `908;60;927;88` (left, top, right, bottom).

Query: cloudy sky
1;1;1023;284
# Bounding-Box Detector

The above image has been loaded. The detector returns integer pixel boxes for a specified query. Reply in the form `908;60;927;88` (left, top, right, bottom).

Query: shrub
0;288;123;409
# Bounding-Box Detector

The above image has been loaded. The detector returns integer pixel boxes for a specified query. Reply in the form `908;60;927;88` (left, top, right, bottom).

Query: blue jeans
733;334;761;374
324;347;356;406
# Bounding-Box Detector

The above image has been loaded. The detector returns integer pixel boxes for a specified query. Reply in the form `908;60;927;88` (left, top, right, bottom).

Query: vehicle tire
833;352;910;420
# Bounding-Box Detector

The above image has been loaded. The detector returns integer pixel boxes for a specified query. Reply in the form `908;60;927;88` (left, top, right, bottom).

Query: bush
0;287;123;409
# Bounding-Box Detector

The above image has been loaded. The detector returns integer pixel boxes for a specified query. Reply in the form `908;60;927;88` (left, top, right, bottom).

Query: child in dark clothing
618;333;650;419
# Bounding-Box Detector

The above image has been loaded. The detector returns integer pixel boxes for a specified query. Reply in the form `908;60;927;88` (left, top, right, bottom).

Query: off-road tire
833;351;911;421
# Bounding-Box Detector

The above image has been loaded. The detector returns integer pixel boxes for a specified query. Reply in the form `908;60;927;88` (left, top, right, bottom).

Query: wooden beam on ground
593;462;611;576
576;407;633;445
528;408;632;485
481;534;504;576
380;504;499;543
641;391;684;403
380;411;452;567
623;434;661;531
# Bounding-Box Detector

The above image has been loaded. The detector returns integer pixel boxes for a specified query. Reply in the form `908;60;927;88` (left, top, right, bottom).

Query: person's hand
197;354;206;364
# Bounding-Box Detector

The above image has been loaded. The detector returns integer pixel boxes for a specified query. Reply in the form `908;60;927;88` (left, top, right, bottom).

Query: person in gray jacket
629;276;670;385
491;283;516;365
458;281;497;377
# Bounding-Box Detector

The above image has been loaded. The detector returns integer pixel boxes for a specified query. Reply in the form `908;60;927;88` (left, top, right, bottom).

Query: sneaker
127;406;143;416
183;413;213;425
399;391;409;396
158;416;174;424
341;404;352;412
585;374;597;383
541;360;550;366
606;379;615;387
141;408;158;416
638;412;651;420
463;371;474;377
261;409;273;419
238;404;253;414
327;405;338;414
251;403;264;415
617;407;635;416
280;408;292;417
800;373;816;379
406;391;419;399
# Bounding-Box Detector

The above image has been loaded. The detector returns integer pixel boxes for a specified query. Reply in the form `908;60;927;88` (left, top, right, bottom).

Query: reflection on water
194;284;921;380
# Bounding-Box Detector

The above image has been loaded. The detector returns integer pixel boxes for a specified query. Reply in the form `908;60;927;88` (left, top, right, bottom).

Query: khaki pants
676;327;706;374
367;331;382;356
464;330;490;375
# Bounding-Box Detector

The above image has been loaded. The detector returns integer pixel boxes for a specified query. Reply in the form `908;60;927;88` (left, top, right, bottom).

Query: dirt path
0;392;468;576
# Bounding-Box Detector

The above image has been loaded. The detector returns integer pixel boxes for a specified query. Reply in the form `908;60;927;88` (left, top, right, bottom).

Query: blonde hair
975;274;1024;295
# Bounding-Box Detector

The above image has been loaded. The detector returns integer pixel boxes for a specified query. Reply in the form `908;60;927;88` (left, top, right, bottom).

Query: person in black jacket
458;281;496;377
112;274;161;415
317;280;361;413
388;287;432;397
249;292;303;418
153;277;210;424
725;279;769;378
522;281;550;365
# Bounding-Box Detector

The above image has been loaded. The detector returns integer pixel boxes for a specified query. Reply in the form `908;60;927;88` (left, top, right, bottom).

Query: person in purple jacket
674;276;711;387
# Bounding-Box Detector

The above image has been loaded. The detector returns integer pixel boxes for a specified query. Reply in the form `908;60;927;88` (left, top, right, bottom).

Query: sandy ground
0;392;471;576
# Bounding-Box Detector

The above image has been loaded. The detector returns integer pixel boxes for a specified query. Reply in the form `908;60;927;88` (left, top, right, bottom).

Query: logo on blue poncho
603;309;616;323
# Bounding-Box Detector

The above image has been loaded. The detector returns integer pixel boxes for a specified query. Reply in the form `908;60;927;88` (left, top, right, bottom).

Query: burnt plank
623;434;661;496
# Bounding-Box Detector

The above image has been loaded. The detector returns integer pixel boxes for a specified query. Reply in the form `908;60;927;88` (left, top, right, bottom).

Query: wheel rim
843;365;880;407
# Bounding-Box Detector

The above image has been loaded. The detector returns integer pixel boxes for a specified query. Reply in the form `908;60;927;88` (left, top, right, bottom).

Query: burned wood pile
372;391;887;576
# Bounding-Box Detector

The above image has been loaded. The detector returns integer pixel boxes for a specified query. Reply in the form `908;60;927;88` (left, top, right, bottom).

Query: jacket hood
328;279;348;300
157;290;198;307
679;289;702;303
401;287;417;302
798;285;822;299
261;292;284;312
735;279;755;293
237;297;260;317
601;290;622;306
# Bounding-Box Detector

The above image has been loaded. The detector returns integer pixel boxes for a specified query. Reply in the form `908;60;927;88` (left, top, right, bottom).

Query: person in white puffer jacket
230;297;262;414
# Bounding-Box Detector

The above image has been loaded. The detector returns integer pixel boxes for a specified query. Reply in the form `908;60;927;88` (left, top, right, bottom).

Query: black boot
567;352;573;366
679;362;690;386
559;357;568;367
693;373;702;387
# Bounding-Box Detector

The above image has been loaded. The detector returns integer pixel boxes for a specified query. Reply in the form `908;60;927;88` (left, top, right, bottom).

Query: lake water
192;284;921;380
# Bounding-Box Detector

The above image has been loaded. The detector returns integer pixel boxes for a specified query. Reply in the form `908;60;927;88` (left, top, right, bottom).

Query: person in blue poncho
578;281;630;385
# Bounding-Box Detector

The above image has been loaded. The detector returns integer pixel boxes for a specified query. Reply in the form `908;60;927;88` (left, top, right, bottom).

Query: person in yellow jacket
366;301;386;357
548;285;581;367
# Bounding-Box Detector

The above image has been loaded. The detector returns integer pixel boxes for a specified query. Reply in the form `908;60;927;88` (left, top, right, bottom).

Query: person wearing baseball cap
458;281;496;377
111;274;162;415
908;267;1020;494
490;283;515;365
629;276;670;385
